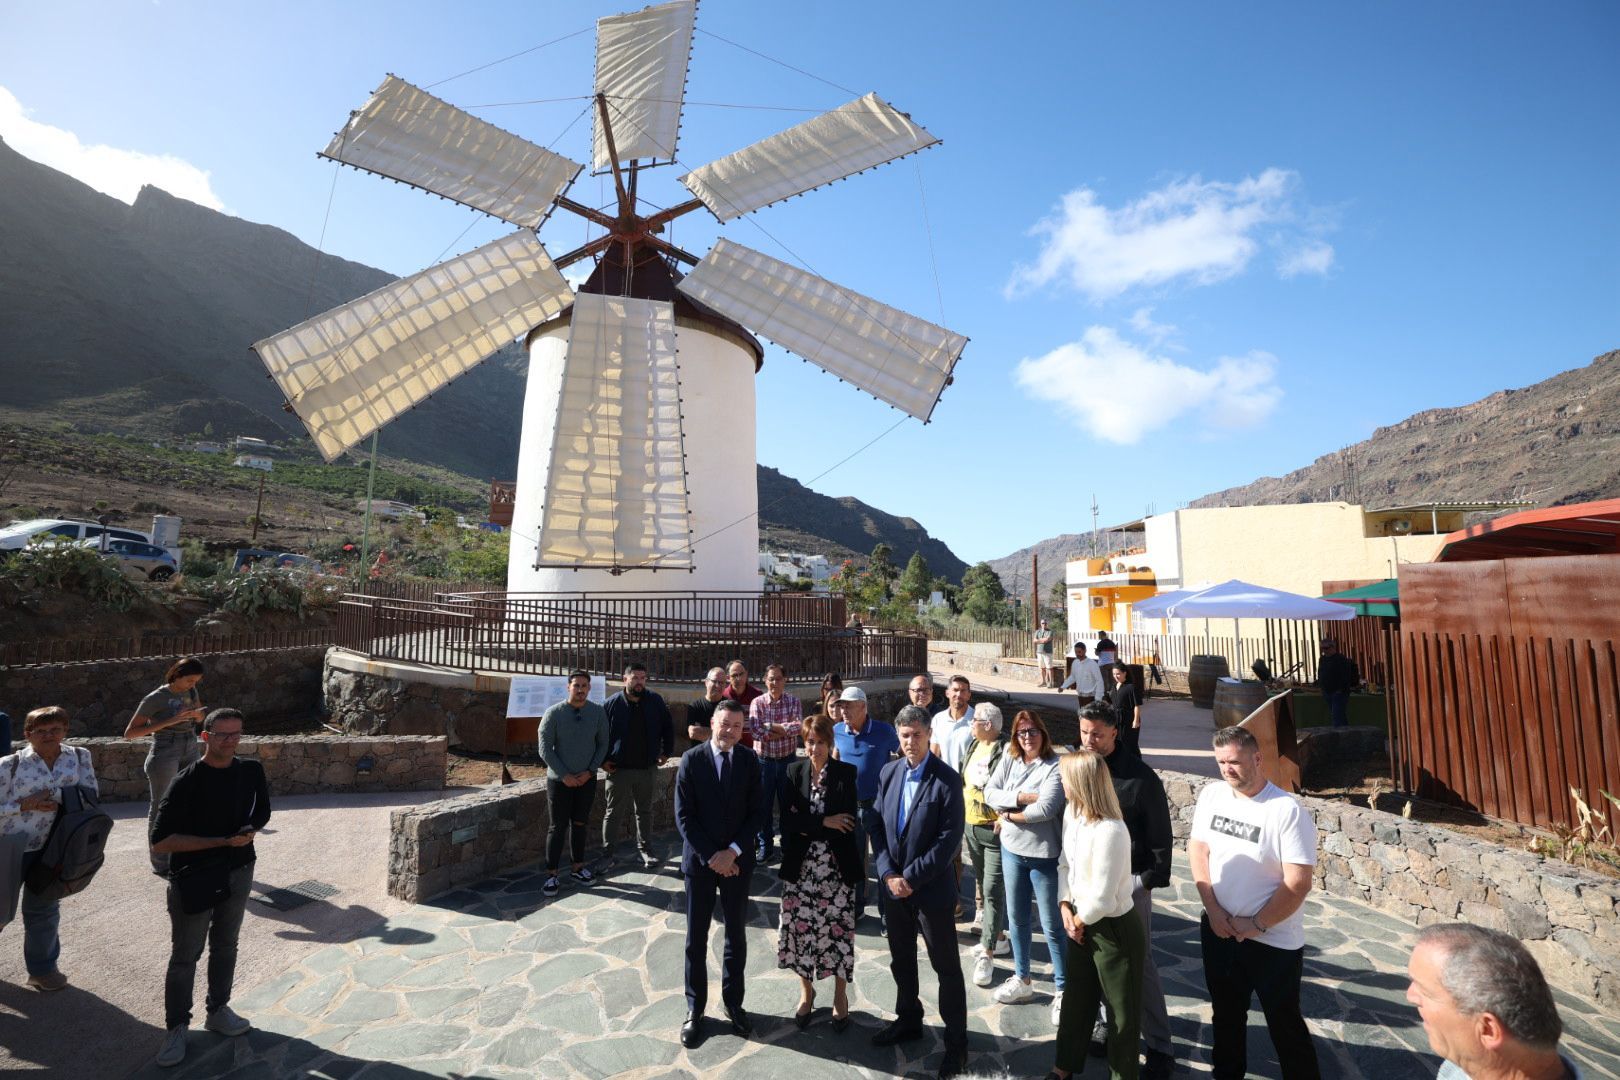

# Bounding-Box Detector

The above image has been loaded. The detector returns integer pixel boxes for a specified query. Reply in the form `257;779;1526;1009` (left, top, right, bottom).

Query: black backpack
25;776;113;902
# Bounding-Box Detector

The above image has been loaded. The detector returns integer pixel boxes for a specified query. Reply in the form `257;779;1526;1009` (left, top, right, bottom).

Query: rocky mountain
0;140;971;580
987;533;1096;601
992;349;1620;582
1190;349;1620;510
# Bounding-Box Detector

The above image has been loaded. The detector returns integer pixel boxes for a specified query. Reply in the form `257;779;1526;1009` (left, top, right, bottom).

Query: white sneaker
1051;995;1064;1027
205;1005;250;1036
156;1025;187;1068
993;935;1011;956
992;975;1035;1004
972;952;995;987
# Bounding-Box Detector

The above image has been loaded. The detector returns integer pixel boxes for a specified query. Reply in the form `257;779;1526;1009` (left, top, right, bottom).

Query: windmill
252;0;967;594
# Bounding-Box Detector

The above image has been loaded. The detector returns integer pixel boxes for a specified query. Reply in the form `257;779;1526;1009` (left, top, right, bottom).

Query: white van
0;518;154;553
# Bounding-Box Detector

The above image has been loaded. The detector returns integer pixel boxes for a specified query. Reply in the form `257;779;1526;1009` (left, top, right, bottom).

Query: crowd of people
0;653;1591;1078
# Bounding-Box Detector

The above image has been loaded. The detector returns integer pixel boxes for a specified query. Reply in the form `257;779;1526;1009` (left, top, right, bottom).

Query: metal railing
335;589;919;682
0;628;336;668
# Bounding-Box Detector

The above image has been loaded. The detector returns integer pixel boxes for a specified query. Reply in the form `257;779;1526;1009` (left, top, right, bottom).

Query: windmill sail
535;294;693;569
592;0;695;168
321;75;583;228
679;93;940;223
252;231;572;462
677;238;965;422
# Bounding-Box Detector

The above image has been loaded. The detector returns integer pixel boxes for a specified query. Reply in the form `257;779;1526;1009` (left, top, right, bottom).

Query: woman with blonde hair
1049;749;1145;1080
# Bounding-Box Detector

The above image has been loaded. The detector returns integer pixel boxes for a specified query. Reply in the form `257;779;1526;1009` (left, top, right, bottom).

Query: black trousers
545;777;596;870
1200;915;1322;1080
684;862;751;1015
887;895;968;1051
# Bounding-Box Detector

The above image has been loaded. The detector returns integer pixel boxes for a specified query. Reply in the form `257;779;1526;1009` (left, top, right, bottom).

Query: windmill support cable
694;27;860;97
423;26;593;91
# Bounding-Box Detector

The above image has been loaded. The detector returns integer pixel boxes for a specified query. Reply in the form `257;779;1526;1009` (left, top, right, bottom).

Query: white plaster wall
506;316;759;594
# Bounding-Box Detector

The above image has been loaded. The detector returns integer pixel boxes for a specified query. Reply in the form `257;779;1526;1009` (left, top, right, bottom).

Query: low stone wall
73;735;446;801
387;762;678;902
928;647;1043;684
1157;768;1620;1011
324;649;913;753
2;646;327;737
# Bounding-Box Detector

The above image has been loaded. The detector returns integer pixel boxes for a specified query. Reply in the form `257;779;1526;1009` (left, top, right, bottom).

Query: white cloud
0;85;224;210
1014;325;1282;444
1279;240;1335;278
1005;168;1332;300
1127;306;1179;348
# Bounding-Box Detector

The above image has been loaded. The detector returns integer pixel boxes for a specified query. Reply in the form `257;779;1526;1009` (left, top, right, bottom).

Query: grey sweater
984;754;1065;859
539;700;609;777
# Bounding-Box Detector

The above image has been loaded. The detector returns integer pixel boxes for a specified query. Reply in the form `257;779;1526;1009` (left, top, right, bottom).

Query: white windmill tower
253;0;967;595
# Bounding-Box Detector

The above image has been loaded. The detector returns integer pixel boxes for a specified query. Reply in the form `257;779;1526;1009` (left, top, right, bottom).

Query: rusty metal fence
335;590;921;683
0;628;336;668
1391;630;1620;835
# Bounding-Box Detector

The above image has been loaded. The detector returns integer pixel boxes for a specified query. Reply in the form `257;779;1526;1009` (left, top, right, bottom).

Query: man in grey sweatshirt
539;670;610;897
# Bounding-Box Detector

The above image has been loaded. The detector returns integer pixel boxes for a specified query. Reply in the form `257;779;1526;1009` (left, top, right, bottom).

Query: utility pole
250;470;266;542
1031;552;1039;631
1090;495;1099;558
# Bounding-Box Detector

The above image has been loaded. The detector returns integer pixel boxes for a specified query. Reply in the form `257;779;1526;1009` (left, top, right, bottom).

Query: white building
1064;502;1515;647
233;454;273;472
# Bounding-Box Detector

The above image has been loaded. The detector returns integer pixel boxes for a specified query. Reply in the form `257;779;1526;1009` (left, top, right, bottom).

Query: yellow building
1064;502;1515;646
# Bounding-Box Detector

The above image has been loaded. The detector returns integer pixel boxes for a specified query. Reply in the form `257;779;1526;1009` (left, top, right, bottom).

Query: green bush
0;537;145;611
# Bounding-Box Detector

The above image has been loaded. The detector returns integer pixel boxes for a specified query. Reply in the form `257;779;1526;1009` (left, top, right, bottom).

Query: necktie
719;749;732;794
899;767;914;833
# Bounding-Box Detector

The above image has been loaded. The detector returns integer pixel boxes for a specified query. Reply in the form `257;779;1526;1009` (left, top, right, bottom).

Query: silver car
82;538;180;581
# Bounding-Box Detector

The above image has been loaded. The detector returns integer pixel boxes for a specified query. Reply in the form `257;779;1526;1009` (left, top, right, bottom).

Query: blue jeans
853;800;887;926
756;756;791;855
1003;849;1067;990
1325;690;1351;729
19;850;61;976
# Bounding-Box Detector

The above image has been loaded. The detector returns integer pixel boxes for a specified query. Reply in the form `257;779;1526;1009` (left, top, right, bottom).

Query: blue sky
2;1;1616;566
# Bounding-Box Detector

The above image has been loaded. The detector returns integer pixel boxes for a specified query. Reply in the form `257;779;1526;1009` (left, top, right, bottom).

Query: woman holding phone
126;657;206;874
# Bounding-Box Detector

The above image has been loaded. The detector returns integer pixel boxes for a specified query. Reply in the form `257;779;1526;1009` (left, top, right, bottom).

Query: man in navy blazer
870;705;970;1079
673;698;767;1048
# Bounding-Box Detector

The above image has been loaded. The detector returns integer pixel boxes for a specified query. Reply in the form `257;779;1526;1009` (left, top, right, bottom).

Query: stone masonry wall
387;763;678;902
2;646;327;737
74;735;446;801
1157;769;1620;1011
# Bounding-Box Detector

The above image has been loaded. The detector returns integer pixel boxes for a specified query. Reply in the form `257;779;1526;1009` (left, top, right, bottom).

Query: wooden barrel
1188;655;1230;709
1212;678;1269;729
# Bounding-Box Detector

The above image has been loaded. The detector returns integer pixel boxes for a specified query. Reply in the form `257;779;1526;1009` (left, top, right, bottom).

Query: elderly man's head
1406;924;1563;1076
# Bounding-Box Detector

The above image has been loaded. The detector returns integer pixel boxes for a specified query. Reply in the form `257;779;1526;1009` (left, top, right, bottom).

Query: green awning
1320;579;1399;618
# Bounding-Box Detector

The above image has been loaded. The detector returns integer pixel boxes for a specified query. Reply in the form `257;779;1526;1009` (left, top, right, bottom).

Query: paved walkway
115;851;1620;1079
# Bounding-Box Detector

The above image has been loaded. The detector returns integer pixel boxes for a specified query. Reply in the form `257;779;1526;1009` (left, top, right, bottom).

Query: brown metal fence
336;590;921;683
0;628;336;668
1391;629;1620;835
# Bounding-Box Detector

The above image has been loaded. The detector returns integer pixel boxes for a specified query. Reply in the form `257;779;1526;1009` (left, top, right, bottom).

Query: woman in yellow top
957;701;1009;991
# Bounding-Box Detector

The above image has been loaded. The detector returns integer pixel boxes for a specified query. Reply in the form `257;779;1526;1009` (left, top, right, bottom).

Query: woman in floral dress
777;712;861;1030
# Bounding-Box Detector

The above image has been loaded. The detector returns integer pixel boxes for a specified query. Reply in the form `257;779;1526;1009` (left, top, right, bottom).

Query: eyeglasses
1015;729;1041;739
208;731;244;741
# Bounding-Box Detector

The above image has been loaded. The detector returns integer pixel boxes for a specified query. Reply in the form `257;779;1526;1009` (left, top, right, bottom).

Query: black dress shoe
870;1019;925;1046
793;1007;814;1031
829;1011;851;1033
680;1014;704;1048
725;1005;753;1036
938;1047;968;1079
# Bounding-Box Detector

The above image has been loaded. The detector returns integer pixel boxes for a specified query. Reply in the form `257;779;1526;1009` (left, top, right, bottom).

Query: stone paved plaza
122;850;1620;1079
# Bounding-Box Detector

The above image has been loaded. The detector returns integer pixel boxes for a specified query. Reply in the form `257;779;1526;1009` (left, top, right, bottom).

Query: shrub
0;537;144;612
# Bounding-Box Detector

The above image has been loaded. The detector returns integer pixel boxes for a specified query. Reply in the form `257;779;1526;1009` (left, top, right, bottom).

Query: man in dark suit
673;698;767;1048
870;705;970;1080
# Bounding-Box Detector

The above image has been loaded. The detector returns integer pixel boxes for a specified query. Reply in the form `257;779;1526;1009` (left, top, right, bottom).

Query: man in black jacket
150;708;272;1069
602;662;674;869
1316;639;1360;729
1078;701;1176;1080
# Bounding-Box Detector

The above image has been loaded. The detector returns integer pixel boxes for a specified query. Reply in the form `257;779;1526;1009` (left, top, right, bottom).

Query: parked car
232;548;323;573
79;538;180;581
0;518;153;553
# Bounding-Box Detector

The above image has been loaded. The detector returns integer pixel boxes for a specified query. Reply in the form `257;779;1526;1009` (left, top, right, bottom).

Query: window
110;529;146;543
45;524;81;538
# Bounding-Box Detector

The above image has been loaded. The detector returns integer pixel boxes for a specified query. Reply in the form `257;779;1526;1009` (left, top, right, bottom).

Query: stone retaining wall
73;735;446;801
324;648;913;754
1157;768;1620;1011
2;646;327;737
387;763;678;902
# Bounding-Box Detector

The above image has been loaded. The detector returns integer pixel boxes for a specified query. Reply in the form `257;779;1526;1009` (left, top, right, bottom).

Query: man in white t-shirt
929;675;976;765
1188;726;1322;1080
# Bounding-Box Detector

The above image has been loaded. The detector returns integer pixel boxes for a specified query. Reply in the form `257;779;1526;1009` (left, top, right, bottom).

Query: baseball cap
837;686;867;703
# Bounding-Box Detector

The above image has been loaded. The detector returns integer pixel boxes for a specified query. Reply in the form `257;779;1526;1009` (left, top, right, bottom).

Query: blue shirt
898;754;929;832
834;718;900;801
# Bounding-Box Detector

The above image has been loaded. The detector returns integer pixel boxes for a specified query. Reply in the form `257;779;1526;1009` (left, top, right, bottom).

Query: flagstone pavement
123;850;1620;1080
